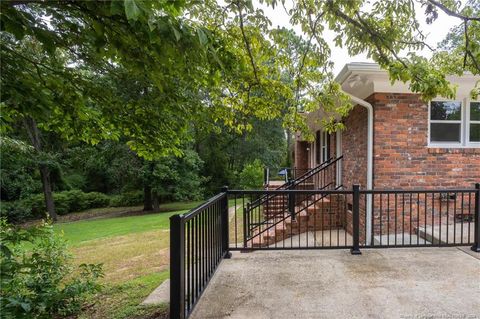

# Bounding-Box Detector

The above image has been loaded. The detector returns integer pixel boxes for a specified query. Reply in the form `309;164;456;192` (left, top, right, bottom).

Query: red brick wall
340;105;368;240
341;105;368;189
370;92;480;237
372;93;480;189
294;141;309;170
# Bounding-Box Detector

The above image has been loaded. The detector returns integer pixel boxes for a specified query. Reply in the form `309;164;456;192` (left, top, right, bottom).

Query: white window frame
467;100;480;145
321;131;328;163
428;98;480;148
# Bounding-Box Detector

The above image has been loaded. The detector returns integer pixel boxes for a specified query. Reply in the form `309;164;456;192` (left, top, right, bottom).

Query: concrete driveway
190;248;480;319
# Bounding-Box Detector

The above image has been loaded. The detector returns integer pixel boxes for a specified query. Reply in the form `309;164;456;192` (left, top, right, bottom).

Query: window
429;100;480;147
321;131;330;162
429;101;462;143
469;102;480;143
315;130;321;164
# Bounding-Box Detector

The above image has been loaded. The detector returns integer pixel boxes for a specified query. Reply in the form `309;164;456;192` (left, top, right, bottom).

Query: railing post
288;181;296;221
221;186;232;258
243;204;249;248
471;183;480;253
351;184;362;255
170;214;185;319
264;167;269;186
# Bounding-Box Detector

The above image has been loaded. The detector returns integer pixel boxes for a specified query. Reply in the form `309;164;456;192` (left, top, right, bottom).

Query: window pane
470;124;480;142
470;102;480;121
431;101;461;120
430;123;461;142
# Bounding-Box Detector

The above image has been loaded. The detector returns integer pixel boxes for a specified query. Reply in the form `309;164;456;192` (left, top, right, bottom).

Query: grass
52;198;242;318
54;201;202;246
55;201;204;319
55;211;180;246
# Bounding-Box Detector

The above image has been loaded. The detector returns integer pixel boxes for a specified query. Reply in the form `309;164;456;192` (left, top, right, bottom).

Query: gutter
343;92;374;245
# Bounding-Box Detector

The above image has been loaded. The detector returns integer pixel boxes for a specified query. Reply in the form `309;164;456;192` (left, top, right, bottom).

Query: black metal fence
170;190;230;319
228;185;479;251
245;157;343;248
170;184;480;318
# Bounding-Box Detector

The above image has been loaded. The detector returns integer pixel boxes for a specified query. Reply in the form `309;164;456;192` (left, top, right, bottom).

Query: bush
0;219;103;318
237;159;264;190
2;191;112;222
0;201;32;224
109;190;144;207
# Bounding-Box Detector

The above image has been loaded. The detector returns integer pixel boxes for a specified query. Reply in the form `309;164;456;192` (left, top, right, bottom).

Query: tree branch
236;1;259;84
427;0;480;22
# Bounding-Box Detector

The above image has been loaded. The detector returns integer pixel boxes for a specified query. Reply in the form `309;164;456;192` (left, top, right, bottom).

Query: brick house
295;62;480;190
292;62;480;244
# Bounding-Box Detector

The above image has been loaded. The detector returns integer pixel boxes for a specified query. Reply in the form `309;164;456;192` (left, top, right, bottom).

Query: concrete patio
190;247;480;319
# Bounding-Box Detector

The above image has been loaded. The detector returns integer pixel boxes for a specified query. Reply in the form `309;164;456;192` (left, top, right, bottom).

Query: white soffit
335;62;480;100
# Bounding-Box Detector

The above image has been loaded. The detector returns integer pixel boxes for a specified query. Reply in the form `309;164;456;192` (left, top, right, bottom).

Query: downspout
344;92;374;245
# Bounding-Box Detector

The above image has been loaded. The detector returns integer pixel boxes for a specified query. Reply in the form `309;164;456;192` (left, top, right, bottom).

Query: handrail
249;156;343;211
243;156;343;244
290;156;342;188
245;184;344;244
181;192;226;221
247;182;340;236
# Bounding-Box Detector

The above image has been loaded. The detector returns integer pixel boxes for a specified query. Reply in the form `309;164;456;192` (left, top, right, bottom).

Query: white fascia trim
335;62;382;84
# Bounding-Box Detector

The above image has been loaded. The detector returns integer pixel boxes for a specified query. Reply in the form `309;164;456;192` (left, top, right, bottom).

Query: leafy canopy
1;0;478;156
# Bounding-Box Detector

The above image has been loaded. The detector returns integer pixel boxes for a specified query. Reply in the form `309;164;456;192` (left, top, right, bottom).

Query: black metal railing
227;184;479;251
359;187;480;248
263;167;314;186
229;188;352;250
250;157;342;217
170;184;480;318
170;189;230;319
244;157;343;245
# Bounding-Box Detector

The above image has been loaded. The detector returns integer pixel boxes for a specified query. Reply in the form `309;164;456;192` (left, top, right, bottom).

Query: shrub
0;219;103;318
237;159;264;190
2;191;112;222
53;190;109;214
83;191;110;209
109;190;144;207
0;201;32;223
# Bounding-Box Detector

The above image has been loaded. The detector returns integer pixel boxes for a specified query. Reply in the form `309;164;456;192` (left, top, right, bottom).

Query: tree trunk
23;117;58;221
152;192;160;211
143;184;153;211
39;165;57;220
143;161;156;211
286;128;292;167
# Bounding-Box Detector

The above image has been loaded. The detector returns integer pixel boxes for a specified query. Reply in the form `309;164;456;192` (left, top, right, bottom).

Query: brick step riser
250;210;345;246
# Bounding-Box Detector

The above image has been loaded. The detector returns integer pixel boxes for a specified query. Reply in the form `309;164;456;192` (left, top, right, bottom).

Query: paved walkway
190;247;480;319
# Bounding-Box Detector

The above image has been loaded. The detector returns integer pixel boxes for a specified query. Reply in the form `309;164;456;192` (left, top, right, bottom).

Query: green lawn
54;201;203;246
55;202;205;319
55;198;235;319
55;210;182;246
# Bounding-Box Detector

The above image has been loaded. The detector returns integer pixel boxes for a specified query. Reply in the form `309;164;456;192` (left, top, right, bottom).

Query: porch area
190;248;480;319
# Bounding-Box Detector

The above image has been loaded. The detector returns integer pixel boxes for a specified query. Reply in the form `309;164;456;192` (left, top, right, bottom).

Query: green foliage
109;191;144;207
238;159;264;190
197;117;287;194
1;191;110;222
0;220;103;318
62;142;142;194
0;137;41;201
0;1;228;159
2;0;478;156
151;149;206;201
